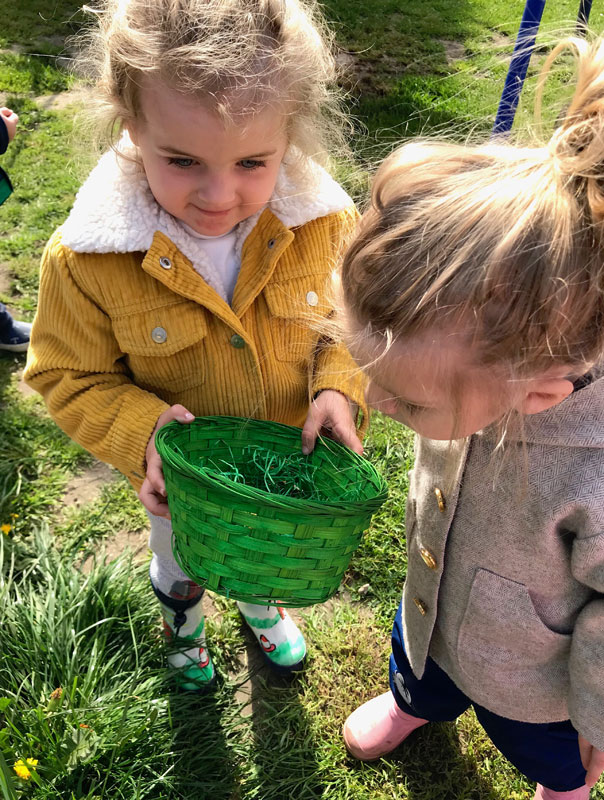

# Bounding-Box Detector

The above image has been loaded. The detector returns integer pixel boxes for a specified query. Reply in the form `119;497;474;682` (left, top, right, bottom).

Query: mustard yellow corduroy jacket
25;145;367;491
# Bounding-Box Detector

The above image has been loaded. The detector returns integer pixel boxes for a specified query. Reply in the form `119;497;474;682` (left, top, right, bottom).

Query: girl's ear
520;376;575;415
125;120;139;146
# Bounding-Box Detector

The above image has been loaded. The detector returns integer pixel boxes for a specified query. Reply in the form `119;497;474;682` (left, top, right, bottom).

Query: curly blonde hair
78;0;347;166
341;35;604;378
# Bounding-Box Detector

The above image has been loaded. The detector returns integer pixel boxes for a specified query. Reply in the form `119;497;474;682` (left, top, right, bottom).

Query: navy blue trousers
0;303;12;334
389;601;587;792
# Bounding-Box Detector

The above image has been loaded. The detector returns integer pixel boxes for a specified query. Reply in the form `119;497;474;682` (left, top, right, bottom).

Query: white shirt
178;221;240;304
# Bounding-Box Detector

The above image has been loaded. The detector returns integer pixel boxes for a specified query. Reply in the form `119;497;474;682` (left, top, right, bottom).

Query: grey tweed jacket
403;370;604;749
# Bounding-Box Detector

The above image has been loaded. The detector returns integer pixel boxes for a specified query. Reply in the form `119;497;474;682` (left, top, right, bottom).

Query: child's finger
579;736;592;770
585;748;604;788
146;453;166;496
331;418;364;455
138;479;171;518
168;405;195;424
301;411;321;455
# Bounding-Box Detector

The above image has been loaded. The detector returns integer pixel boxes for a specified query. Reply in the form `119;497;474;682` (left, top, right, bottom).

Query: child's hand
1;108;18;142
579;734;604;788
301;390;363;456
138;404;195;518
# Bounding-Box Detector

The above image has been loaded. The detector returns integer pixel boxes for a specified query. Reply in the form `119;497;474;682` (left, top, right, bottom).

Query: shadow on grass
223;620;323;799
371;719;500;800
165;688;240;799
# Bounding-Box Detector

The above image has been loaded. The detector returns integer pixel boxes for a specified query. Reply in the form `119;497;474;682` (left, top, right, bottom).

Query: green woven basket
155;415;388;607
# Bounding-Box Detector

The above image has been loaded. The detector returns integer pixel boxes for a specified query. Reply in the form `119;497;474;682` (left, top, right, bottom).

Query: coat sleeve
309;206;369;435
568;522;604;751
24;231;169;488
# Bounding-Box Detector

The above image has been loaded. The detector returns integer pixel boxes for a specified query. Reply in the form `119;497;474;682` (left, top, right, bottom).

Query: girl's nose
365;383;397;414
197;173;235;208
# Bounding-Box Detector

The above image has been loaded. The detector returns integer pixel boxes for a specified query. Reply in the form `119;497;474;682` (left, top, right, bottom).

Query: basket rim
156;415;388;515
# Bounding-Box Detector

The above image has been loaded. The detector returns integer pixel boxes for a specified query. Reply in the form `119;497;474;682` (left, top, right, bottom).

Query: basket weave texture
155;416;388;607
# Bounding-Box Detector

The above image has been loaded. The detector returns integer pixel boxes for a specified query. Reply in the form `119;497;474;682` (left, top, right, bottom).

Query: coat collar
489;366;604;449
61;132;353;254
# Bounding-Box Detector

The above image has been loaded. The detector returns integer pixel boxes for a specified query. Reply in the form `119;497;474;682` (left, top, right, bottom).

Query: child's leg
474;707;588;798
343;599;471;760
236;601;306;673
148;513;215;690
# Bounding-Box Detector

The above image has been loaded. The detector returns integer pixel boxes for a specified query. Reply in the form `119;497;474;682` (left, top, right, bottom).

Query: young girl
338;36;604;800
25;0;366;691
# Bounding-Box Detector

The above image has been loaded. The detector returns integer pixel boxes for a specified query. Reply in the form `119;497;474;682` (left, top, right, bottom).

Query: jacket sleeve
309;206;369;434
568;524;604;751
24;231;169;487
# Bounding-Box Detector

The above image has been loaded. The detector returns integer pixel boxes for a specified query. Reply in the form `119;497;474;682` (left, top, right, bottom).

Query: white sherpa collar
61;132;353;254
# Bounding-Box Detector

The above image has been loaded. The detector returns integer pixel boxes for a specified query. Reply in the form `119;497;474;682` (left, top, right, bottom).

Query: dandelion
49;688;63;701
13;758;38;780
0;524;11;535
10;513;18;519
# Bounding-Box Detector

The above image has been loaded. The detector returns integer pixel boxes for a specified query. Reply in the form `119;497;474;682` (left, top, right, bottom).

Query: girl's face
348;327;519;440
130;81;289;236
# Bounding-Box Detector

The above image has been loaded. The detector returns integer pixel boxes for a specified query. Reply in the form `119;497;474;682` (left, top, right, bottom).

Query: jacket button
419;546;437;570
151;326;167;343
267;238;276;249
230;333;245;349
413;597;428;616
159;256;172;270
306;290;319;307
434;487;445;513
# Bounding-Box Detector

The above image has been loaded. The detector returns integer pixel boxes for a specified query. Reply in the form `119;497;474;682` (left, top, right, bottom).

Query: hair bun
537;36;604;220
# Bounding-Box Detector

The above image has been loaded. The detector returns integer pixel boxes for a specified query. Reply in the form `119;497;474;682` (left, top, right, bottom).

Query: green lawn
0;0;603;797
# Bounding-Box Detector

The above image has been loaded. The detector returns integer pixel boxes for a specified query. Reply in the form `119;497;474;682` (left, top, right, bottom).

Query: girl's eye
168;157;195;169
239;159;265;170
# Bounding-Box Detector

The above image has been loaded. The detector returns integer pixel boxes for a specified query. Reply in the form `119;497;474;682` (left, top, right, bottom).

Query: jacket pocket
458;569;571;682
264;277;331;363
112;302;208;393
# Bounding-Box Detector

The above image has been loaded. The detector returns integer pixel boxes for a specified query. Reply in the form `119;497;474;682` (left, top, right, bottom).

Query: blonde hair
78;0;347;166
341;35;604;378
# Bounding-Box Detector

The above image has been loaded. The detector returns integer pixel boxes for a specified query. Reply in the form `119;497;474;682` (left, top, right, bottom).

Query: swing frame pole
492;0;547;137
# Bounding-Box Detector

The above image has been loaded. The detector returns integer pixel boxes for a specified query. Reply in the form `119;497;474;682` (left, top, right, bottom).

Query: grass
1;0;604;798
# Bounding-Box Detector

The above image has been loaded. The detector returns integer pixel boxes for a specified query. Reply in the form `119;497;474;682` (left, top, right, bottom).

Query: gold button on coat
306;290;319;306
151;326;167;344
434;487;445;512
419;546;437;570
413;597;428;616
159;256;172;270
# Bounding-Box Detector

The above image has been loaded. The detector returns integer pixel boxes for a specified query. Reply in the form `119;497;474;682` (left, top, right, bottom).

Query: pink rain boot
343;691;429;761
533;784;590;800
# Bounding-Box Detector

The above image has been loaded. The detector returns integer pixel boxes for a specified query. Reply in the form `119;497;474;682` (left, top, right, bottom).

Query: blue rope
492;0;547;137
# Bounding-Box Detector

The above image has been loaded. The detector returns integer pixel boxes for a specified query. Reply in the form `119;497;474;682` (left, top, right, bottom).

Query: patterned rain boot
343;691;429;761
533;785;590;799
151;580;216;691
236;601;306;674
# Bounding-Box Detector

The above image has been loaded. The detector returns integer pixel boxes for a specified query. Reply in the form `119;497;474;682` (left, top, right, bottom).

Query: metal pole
576;0;593;33
492;0;547;137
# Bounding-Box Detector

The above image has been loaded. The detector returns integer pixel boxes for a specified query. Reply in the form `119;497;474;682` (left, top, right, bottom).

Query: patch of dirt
35;86;89;110
95;527;149;563
61;461;115;508
79;527;149;574
15;368;37;399
0;265;10;296
439;39;466;64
